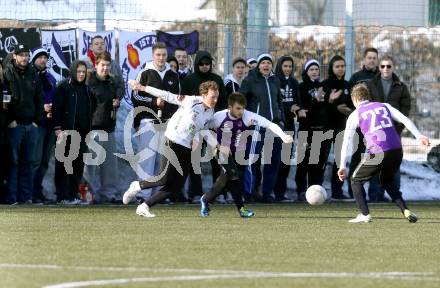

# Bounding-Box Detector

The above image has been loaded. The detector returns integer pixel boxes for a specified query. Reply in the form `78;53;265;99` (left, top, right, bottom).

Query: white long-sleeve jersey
144;86;214;149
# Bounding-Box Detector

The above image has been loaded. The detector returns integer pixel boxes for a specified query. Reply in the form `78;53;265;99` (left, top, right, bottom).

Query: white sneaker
136;203;155;218
348;213;372;223
123;181;141;204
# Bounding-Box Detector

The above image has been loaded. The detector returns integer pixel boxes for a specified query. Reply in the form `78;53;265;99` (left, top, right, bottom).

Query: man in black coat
365;55;411;196
2;45;44;204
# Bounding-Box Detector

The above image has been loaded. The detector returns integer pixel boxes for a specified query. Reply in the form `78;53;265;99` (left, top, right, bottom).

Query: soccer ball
305;185;327;205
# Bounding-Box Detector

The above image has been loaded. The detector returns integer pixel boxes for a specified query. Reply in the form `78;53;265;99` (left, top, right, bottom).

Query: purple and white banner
41;29;77;82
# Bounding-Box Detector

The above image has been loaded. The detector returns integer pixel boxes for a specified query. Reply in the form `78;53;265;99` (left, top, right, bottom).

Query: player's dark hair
91;35;104;44
351;84;371;102
95;51;111;64
363;47;378;57
228;92;247;107
199;81;219;95
232;57;246;67
153;42;167;53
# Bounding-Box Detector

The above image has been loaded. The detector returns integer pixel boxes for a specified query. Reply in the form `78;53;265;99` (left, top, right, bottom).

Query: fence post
223;25;233;78
345;0;355;80
96;0;105;32
246;0;269;59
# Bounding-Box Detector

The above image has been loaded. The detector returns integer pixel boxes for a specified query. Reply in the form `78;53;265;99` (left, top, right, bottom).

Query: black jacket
0;81;8;145
298;72;329;130
224;73;240;96
181;51;227;111
131;62;180;128
53;61;94;133
274;55;300;130
322;74;352;130
239;68;284;124
88;71;118;133
2;60;44;125
348;65;379;88
367;73;411;134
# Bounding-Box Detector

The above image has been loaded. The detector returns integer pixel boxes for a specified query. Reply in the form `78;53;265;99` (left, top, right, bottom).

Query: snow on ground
399;160;440;200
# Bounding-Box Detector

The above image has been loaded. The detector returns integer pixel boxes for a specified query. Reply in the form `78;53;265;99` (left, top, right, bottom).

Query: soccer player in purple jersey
200;92;294;217
338;84;430;223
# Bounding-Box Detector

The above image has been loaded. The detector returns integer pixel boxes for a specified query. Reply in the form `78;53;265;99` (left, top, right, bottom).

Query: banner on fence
78;29;116;60
118;30;157;106
156;30;199;56
0;28;40;62
41;29;77;82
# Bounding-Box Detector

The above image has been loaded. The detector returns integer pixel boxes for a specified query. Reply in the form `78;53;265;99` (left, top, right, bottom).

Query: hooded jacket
224;73;241;96
131;61;180;128
53;60;94;133
239;67;284;124
181;51;227;111
367;72;411;134
274;56;300;129
349;65;379;87
322;66;352;130
3;58;44;126
298;70;329;130
88;71;118;133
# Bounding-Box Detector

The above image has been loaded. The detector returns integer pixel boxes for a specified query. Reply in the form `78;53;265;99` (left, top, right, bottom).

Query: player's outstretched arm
385;104;430;148
243;110;293;143
128;80;186;105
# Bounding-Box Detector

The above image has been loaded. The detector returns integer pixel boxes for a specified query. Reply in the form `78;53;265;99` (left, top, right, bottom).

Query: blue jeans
7;124;38;203
83;131;119;202
33;126;56;200
244;127;282;200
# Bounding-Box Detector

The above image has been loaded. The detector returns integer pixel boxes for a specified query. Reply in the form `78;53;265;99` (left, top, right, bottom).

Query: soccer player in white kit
123;80;219;218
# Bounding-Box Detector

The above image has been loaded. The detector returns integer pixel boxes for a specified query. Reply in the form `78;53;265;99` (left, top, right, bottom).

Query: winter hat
304;59;320;73
246;57;257;65
14;44;30;54
257;53;273;66
31;47;49;63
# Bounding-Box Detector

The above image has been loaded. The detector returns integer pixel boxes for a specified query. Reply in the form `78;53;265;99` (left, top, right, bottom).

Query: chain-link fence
1;0;439;155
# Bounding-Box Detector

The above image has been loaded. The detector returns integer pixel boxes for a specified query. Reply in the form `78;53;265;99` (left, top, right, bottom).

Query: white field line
42;272;440;288
0;263;248;274
0;263;438;288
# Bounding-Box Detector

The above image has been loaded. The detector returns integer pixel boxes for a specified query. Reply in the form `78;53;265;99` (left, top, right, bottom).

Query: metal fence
1;0;439;146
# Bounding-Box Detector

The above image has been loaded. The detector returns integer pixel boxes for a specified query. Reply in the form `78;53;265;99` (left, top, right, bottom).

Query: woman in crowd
295;59;331;201
53;60;94;204
322;55;354;200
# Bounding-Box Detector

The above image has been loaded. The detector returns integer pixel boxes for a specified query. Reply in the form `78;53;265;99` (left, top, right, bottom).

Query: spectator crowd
0;37;411;205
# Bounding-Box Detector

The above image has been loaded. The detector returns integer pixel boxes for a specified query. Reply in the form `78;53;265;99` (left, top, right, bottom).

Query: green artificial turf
1;202;439;288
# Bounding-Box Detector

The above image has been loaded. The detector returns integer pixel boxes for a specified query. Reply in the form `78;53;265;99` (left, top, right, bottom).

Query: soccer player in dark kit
337;84;430;223
200;92;294;218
